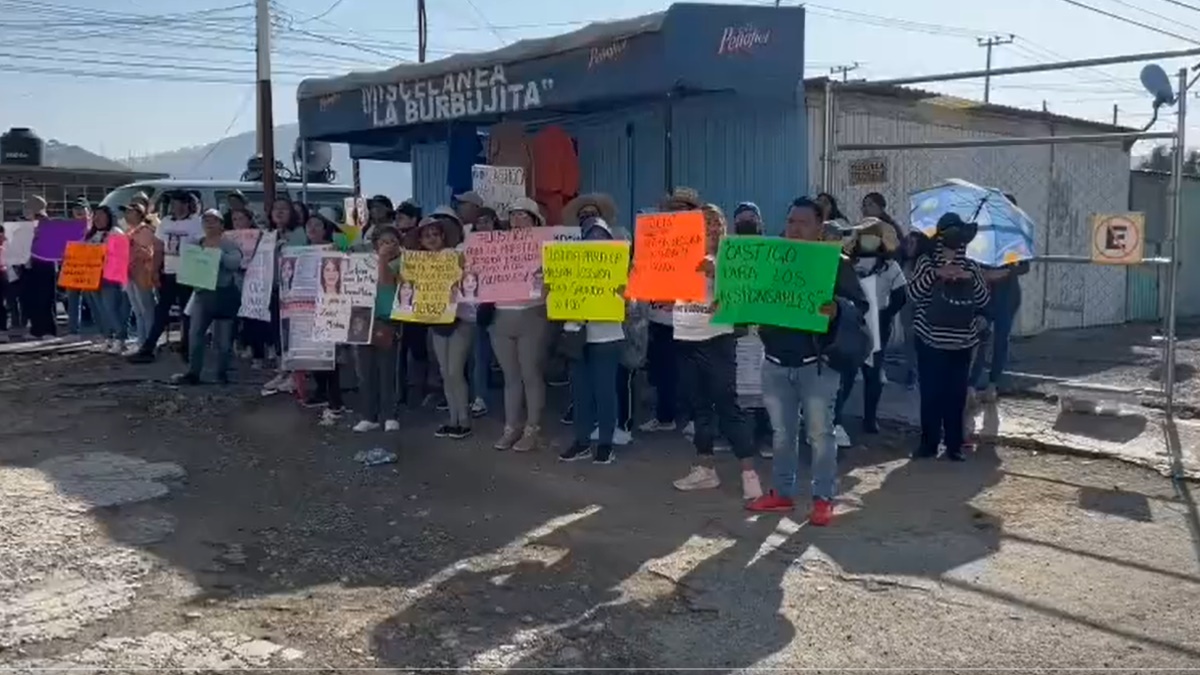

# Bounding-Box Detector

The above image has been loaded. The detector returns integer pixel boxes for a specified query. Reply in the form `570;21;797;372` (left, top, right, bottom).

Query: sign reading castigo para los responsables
362;66;555;127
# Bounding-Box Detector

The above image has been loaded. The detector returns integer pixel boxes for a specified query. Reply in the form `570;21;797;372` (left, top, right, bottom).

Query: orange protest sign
57;241;105;291
625;210;706;302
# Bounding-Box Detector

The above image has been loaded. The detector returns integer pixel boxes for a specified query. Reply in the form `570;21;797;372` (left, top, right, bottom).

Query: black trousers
0;274;16;331
313;366;345;409
397;323;429;404
22;260;57;338
915;339;973;454
647;322;682;424
677;334;752;459
139;273;193;358
617;364;633;433
834;358;883;427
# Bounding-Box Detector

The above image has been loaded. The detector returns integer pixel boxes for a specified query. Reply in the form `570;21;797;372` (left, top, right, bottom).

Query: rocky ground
1;346;1199;673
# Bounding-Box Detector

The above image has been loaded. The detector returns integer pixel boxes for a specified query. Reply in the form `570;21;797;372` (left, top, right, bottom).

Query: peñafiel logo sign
587;39;628;70
361;65;554;128
717;24;771;55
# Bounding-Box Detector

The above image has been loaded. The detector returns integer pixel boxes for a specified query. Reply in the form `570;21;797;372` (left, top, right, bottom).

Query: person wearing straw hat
563;193;617;228
832;217;907;443
491;196;552;452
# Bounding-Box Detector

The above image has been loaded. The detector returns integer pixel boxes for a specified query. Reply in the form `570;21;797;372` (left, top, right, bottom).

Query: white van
98;179;354;225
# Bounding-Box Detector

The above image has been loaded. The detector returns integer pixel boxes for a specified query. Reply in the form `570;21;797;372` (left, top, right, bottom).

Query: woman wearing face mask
81;206;129;354
732;202;763;235
832;218;906;440
906;213;990;461
175;209;243;385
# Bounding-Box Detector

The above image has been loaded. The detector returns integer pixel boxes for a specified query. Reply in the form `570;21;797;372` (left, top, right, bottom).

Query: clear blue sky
1;0;1198;159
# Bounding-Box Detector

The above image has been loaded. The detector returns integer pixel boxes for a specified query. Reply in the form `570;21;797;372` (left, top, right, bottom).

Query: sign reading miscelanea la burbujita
361;65;554;128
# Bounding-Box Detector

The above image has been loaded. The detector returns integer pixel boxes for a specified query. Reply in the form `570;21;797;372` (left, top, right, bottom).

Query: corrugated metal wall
1130;170;1200;319
406;92;807;233
810;89;1130;335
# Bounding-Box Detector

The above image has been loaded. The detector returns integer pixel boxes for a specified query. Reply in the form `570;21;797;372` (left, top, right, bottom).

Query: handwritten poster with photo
159;217;201;274
279;245;335;371
239;230;276;322
391;249;461;324
471;164;526;216
463;225;579;303
313;252;378;344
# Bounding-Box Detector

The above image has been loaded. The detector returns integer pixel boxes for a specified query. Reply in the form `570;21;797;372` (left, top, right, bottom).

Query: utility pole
256;0;276;206
830;62;859;82
1113;103;1119;125
977;34;1014;103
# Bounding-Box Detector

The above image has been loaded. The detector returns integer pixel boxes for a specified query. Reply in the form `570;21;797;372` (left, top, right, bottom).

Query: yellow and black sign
1091;213;1144;265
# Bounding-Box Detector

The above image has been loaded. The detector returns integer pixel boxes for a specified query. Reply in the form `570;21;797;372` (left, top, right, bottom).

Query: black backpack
926;277;976;330
824;297;873;373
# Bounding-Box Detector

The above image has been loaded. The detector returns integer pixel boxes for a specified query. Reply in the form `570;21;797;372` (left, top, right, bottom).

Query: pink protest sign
463;226;579;303
102;233;130;284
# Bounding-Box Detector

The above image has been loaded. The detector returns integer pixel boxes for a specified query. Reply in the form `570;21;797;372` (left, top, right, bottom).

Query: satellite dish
1141;64;1176;109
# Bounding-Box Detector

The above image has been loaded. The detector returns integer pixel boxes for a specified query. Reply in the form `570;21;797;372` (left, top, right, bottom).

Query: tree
1137;144;1200;175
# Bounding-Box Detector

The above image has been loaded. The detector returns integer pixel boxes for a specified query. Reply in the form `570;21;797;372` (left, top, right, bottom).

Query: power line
461;0;506;45
1055;0;1200;43
296;0;345;24
1153;0;1200;13
189;86;256;175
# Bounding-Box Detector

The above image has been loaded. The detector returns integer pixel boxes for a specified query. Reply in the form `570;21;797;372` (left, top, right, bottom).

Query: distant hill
44;140;133;172
122;123;413;200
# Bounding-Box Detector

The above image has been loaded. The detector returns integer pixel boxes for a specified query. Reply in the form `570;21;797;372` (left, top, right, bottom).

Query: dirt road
1;349;1199;672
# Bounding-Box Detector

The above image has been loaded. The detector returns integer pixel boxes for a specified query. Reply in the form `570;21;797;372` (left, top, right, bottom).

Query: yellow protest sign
391;249;462;324
542;241;630;322
57;241;105;291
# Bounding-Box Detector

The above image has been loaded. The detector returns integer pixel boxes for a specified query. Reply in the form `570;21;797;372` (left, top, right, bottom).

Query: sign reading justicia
361;65;554;128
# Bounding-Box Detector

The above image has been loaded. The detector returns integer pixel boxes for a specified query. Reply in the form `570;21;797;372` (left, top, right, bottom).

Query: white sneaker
108;339;125;354
470;397;488;417
384;419;401;432
759;446;774;459
124;343;142;356
880;370;889;385
683;421;695;439
589;427;634;446
673;465;720;491
834;424;851;448
713;437;732;453
638;418;676;432
276;376;296;394
353;420;381;433
319;408;341;427
741;470;764;501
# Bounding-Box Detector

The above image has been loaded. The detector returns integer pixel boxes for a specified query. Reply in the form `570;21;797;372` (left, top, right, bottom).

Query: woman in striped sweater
906;213;990;461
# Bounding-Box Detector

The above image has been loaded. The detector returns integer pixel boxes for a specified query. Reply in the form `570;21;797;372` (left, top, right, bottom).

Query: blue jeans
571;339;622;446
83;283;128;341
761;358;841;501
127;285;156;346
471;324;492;402
187;290;235;380
66;289;83;334
971;305;1015;389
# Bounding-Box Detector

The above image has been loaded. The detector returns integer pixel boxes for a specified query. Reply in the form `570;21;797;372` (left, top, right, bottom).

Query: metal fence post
821;79;834;193
1164;68;1188;418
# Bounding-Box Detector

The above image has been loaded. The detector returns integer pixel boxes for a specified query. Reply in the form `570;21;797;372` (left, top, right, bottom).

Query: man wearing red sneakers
746;197;868;526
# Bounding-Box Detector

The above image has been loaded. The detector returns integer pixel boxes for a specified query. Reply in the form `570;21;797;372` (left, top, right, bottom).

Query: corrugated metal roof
804;76;1137;133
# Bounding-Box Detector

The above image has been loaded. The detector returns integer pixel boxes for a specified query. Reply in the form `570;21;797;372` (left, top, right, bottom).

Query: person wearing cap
732;202;763;235
490;196;551;452
123;201;160;351
223;190;248;230
453;190;485;228
128;190;203;364
832;217;906;441
746;196;869;525
63;196;93;338
174;208;243;385
671;204;760;499
907;212;990;462
21;194;58;339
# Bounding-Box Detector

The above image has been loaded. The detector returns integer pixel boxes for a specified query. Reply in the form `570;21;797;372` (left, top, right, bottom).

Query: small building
1;164;168;220
808;79;1137;336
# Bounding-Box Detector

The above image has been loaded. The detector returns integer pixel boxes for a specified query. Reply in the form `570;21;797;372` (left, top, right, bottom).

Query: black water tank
1;128;43;166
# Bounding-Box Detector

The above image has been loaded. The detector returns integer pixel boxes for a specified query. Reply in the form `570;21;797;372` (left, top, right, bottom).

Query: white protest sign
238;230;276;321
2;221;36;267
313;252;378;344
471;164;526;217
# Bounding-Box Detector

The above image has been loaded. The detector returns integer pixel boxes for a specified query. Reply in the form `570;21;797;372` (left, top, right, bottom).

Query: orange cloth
532;125;580;226
487;121;534;197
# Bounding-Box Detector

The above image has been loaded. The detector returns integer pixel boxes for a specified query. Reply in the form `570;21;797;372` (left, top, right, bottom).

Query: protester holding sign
350;225;406;432
490;197;552;453
80;206;129;354
24;196;75;338
123;202;160;351
174;209;243;385
129;191;201;364
302;214;350;415
670;204;760;499
745;197;868;526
